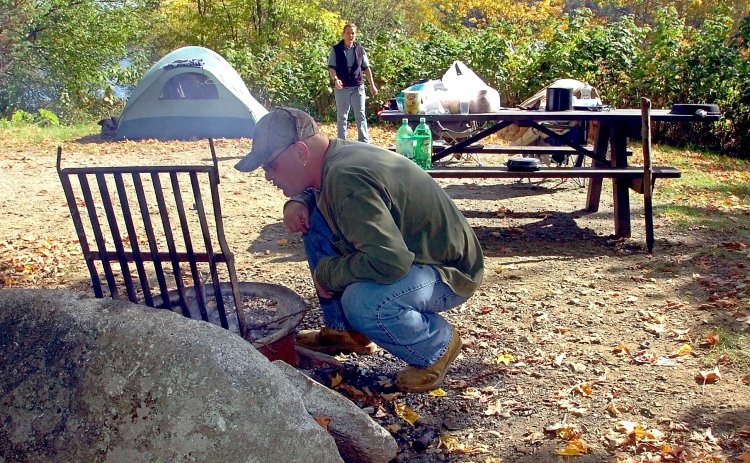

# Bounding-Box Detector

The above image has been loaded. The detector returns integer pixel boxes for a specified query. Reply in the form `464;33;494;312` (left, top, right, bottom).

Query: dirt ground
1;124;748;463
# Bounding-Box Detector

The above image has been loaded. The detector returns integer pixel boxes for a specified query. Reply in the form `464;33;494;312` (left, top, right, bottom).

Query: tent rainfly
115;46;267;140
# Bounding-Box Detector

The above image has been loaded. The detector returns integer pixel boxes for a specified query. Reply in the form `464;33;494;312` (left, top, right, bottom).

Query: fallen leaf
690;427;718;445
613;343;631;355
330;372;343;387
699;333;720;348
554;438;590;456
462;387;482;399
277;238;288;246
545;422;581;440
495;353;514;366
644;321;665;335
656;357;679;366
483;399;509;417
314;415;330;430
429;388;447;397
571;382;593;396
669;344;693;357
394;402;420;426
632;351;656;364
569;362;587;373
438;434;489;454
695;366;721;385
606;400;629;416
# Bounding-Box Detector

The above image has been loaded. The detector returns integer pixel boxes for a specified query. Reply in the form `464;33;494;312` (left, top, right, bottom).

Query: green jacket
309;139;484;298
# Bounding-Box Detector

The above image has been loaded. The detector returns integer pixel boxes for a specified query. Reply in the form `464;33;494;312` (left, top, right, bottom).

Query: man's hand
283;201;310;233
370;83;378;96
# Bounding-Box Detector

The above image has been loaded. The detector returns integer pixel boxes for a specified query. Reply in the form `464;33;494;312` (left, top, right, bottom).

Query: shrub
37;109;60;126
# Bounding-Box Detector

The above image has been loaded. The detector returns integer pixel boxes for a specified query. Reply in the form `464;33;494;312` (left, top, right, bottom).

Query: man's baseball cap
234;107;319;172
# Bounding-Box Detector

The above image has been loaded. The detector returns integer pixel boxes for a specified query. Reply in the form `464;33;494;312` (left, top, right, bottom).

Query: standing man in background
328;23;378;143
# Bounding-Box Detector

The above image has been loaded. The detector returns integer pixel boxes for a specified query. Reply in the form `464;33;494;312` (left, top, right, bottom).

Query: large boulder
0;289;343;463
275;361;398;463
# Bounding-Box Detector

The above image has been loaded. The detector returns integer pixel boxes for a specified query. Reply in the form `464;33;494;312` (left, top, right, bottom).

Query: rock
274;361;397;463
0;289;343;463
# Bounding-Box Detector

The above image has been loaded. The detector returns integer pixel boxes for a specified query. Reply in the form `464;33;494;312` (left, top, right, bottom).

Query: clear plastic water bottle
395;119;414;159
412;117;432;170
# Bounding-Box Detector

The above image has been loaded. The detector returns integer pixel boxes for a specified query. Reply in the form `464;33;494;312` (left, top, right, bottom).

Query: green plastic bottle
412;117;432;170
395;119;414;159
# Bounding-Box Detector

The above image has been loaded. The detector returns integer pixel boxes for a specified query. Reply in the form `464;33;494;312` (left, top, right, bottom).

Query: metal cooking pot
546;87;573;111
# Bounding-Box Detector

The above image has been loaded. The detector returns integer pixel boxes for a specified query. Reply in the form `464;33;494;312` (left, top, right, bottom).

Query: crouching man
234;108;484;392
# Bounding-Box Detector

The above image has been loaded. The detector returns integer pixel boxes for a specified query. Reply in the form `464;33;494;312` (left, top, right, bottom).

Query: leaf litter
1;133;749;462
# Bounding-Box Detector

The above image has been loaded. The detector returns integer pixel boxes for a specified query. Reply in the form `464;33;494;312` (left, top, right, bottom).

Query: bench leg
586;177;603;212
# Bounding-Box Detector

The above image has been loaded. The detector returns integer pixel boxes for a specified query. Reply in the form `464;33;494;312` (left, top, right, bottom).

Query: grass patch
702;326;750;370
660;204;750;236
656;145;750;204
0;122;98;145
647;143;750;238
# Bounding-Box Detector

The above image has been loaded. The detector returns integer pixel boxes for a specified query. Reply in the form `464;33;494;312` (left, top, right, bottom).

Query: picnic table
379;107;720;241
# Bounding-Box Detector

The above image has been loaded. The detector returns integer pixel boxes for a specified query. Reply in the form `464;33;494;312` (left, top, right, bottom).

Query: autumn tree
436;0;566;29
593;0;749;26
0;0;155;118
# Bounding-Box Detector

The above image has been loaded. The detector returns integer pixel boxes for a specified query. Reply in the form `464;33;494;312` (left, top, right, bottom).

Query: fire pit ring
153;282;306;364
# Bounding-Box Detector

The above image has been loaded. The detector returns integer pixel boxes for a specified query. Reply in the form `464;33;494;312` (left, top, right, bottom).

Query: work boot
395;330;462;393
296;327;378;355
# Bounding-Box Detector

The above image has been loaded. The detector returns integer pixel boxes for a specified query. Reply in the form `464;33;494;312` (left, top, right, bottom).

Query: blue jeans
303;207;467;367
334;85;370;143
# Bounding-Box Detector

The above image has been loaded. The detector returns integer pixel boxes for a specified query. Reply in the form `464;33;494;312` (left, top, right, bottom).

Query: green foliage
37;109;60;126
10;110;36;124
7;108;60;126
0;0;155;121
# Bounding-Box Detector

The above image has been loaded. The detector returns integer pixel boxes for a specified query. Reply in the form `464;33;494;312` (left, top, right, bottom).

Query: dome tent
115;46;267;140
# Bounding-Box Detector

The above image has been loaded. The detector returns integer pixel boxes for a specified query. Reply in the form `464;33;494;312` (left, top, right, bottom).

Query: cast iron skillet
670;103;721;116
507;157;542;172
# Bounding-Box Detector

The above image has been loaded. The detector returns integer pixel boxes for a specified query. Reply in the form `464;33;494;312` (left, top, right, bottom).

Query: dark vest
333;41;364;87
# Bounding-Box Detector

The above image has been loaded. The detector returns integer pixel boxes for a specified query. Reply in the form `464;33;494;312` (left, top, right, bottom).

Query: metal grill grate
56;139;248;339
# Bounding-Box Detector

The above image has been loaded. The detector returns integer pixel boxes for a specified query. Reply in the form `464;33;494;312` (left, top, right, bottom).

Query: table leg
610;123;631;238
585;121;609;212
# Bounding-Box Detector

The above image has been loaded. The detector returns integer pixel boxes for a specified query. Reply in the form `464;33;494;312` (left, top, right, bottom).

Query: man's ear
295;142;308;165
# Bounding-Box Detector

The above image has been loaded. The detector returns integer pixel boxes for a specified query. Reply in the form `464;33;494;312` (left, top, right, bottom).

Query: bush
37;109;60;126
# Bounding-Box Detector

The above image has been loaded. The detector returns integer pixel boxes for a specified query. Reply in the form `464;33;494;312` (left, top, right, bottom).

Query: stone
0;289;343;463
274;361;398;463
